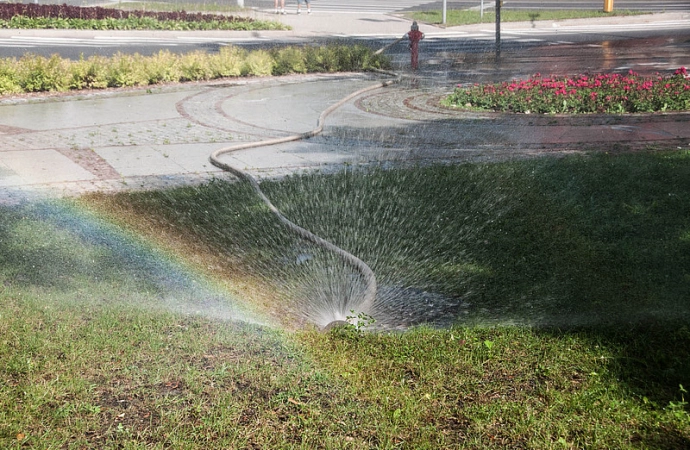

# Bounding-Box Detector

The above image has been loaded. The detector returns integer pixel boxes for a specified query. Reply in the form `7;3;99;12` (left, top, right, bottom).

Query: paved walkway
0;11;689;203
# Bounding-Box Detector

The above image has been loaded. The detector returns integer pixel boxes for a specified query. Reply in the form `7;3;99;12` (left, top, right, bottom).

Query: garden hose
210;54;401;330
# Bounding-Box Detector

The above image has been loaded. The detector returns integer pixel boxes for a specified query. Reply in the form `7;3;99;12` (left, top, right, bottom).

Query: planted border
0;3;288;30
0;45;390;95
443;68;690;114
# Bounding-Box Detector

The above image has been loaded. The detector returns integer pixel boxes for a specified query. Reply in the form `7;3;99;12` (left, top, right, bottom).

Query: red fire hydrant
406;21;424;70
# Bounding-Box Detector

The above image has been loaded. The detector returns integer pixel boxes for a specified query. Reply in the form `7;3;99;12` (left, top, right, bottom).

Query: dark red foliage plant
0;3;252;23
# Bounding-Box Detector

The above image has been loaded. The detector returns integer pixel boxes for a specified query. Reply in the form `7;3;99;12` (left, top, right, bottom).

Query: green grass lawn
2;150;690;448
408;9;646;26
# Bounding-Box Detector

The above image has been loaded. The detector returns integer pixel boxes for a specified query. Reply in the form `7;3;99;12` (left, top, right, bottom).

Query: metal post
480;0;484;20
442;0;447;25
495;0;501;57
237;0;244;6
603;0;614;13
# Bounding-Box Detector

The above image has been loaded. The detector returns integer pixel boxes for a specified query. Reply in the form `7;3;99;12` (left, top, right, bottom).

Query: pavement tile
146;143;227;173
95;145;188;177
0;149;95;185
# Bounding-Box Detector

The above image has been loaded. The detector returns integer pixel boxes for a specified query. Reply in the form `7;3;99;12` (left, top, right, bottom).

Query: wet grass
409;9;647;27
84;149;690;327
2;149;690;448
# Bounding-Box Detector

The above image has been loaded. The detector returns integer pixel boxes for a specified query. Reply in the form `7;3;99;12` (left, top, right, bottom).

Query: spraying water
209;78;400;329
0;198;266;326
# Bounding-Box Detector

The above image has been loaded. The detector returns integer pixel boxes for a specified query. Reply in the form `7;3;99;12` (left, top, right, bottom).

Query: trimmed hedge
0;45;391;95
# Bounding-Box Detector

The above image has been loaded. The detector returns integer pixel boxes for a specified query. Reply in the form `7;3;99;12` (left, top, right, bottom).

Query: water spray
210;73;400;331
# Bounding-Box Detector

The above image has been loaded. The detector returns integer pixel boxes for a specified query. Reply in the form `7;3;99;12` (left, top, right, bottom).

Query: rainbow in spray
0;195;269;327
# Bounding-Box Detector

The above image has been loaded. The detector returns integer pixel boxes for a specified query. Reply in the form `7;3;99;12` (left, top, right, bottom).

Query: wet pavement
1;12;690;203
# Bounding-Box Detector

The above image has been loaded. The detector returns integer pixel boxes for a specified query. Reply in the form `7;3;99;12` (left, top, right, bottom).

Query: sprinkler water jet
210;76;400;327
321;320;350;332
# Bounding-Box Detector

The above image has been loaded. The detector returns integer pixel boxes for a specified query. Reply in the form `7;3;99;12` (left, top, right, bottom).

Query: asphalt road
1;18;688;69
2;0;688;77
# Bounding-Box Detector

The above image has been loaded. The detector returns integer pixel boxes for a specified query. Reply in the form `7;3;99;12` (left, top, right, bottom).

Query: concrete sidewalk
1;71;689;203
1;11;689;203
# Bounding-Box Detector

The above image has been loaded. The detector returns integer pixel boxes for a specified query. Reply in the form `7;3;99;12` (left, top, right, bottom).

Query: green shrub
208;46;246;78
0;45;389;95
271;46;307;76
339;44;383;71
69;54;109;90
304;45;338;73
301;44;383;73
179;50;213;81
17;54;70;92
106;52;149;87
333;45;361;71
241;49;274;77
142;50;183;84
0;59;21;94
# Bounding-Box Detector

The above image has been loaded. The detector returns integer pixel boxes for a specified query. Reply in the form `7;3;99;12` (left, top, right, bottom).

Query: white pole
480;0;484;20
237;0;244;6
442;0;447;25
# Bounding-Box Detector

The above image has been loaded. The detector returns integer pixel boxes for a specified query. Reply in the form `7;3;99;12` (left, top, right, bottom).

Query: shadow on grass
72;148;689;330
540;323;690;449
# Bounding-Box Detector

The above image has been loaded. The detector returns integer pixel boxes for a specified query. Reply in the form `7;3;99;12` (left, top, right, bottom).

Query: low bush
106;53;149;87
0;59;21;94
179;50;214;81
241;49;274;77
0;44;390;95
17;53;70;92
271;46;307;76
141;50;183;84
69;55;110;90
208;46;246;78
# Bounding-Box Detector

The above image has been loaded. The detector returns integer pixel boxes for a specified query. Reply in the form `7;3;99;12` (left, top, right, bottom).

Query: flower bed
0;3;247;23
0;3;288;31
443;68;690;114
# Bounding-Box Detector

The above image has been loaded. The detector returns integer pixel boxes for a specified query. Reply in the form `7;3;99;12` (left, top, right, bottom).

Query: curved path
1;72;688;203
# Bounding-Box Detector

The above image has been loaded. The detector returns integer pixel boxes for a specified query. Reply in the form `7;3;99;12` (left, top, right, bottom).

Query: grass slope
2;150;690;448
